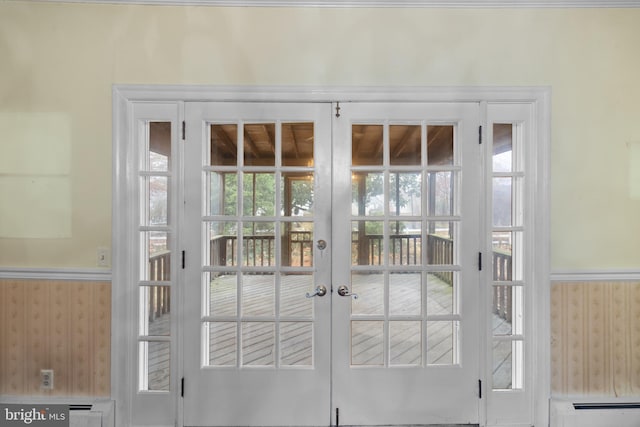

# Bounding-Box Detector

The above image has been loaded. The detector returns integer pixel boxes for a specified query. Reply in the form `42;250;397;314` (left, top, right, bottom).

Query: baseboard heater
69;401;114;427
550;400;640;427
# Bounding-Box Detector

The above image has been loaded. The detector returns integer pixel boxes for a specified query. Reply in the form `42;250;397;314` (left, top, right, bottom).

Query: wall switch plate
97;247;110;267
41;369;54;390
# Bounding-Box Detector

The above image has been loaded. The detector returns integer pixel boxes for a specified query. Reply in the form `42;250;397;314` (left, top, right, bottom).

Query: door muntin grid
202;121;317;368
349;122;463;367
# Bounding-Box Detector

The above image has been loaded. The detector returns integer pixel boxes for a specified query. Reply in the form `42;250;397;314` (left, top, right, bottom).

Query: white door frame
112;85;550;427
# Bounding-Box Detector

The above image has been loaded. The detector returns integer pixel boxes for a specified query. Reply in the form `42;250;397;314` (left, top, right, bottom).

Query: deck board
147;273;514;389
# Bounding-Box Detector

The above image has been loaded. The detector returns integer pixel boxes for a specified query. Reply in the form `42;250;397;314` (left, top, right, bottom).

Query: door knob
337;285;358;299
306;285;327;298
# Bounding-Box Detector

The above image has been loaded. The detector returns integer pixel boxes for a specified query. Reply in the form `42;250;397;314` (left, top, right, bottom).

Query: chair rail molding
551;268;640;282
0;267;112;282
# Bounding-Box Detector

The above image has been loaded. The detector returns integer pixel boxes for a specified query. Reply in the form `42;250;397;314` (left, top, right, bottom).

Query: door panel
183;102;332;426
183;101;480;426
331;102;481;425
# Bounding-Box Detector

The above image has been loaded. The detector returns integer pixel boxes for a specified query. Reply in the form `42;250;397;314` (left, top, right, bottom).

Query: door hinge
479;379;483;399
181;250;186;269
182;120;186;140
335;102;341;118
478;125;483;144
181;377;185;397
336;407;340;426
478;252;482;271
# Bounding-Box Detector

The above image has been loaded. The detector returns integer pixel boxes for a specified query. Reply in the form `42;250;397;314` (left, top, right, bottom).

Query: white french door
182;101;482;426
331;102;481;426
182;102;333;427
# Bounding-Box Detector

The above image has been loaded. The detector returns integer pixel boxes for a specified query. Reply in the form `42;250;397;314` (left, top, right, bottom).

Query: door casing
112;85;550;427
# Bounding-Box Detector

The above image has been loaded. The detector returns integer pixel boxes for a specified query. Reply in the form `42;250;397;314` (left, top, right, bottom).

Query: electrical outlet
41;369;54;390
97;247;110;267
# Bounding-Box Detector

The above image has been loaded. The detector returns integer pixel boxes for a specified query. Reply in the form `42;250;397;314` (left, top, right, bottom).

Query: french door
182;101;481;426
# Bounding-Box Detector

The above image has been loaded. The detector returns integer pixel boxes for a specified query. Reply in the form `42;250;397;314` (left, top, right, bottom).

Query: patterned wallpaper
2;278;639;398
551;281;640;396
0;279;110;397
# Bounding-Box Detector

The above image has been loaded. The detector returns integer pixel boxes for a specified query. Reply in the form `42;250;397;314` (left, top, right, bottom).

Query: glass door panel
183;102;332;427
331;102;481;426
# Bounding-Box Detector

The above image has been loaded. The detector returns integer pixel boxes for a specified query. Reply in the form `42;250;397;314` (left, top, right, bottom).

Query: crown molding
11;0;640;7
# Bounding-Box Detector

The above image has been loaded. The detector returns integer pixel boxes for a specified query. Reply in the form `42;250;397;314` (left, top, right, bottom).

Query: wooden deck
146;274;514;391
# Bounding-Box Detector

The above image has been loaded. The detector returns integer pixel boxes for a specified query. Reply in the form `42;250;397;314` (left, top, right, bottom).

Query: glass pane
493;340;524;390
242;322;275;366
352;124;383;166
280;322;312;366
390;321;422;366
427;272;457;315
140;341;170;391
351;321;384;366
210;124;238;166
244;123;275;166
426;222;455;265
493;177;512;227
493;124;512;173
209;172;237;216
351;272;384;315
145;176;168;226
351;221;384;266
388;221;421;265
281;173;314;217
243;173;275;216
389;125;421;166
140;286;171;336
207;322;237;366
143;231;170;281
427;321;458;365
207;221;237;267
242;222;275;267
389;273;421;316
282;122;314;167
492;231;523;281
427;171;454;216
208;272;237;316
149;122;170;171
389;172;421;216
280;273;313;317
427;125;454;166
351;172;384;216
282;222;313;267
242;274;275;316
492;285;523;336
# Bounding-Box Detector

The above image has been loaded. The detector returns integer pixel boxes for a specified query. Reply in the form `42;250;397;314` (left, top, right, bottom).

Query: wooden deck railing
148;250;171;321
351;233;513;322
210;231;313;267
493;251;512;321
147;233;514;323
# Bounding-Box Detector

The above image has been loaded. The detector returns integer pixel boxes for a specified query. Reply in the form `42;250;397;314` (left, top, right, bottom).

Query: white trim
112;85;550;427
15;0;640;7
0;267;111;281
115;84;551;104
551;269;640;282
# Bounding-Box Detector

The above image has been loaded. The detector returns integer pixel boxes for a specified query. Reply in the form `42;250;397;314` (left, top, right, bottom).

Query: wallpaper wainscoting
0;279;110;397
551;281;640;396
3;277;639;398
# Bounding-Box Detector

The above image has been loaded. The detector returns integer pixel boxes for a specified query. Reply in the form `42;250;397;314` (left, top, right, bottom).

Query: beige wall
1;0;640;402
0;2;639;269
